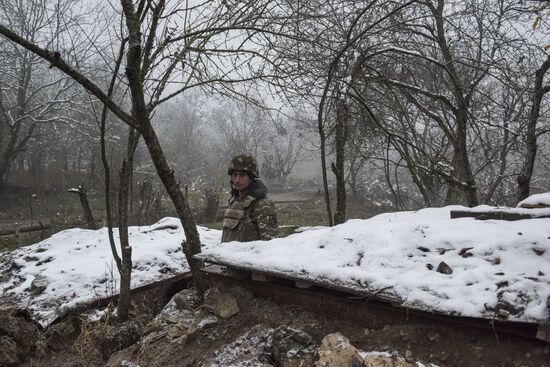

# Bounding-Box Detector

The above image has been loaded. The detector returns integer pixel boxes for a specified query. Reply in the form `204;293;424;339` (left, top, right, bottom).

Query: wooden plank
194;254;401;304
537;322;550;343
294;280;312;289
251;273;275;282
52;271;193;322
450;210;550;221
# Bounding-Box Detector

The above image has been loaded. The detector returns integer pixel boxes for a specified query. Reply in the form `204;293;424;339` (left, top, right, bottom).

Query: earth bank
1;282;548;367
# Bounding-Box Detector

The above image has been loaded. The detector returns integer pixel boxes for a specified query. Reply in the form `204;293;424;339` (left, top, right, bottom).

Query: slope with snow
0;217;221;327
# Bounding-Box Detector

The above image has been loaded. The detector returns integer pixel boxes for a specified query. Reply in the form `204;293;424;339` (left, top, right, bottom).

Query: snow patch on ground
0;217;221;327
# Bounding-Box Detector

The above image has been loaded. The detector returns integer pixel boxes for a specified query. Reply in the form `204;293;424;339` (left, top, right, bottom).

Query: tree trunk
446;126;478;207
116;127;139;321
68;183;96;230
121;0;208;297
332;97;348;225
139;121;208;296
117;158;132;322
517;55;550;202
99;39;126;275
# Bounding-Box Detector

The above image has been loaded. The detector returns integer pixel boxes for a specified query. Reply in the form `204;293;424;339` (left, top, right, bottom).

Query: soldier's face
231;170;253;192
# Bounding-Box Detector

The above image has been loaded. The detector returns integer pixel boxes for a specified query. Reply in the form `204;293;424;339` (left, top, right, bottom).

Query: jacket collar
229;179;268;203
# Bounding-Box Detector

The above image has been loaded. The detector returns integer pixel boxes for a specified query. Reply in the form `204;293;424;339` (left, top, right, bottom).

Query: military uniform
221;155;278;243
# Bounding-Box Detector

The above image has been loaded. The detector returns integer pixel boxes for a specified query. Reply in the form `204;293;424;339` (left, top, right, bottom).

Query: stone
142;293;218;346
30;274;48;295
173;289;200;311
203;287;239;319
166;309;218;342
362;352;415;367
436;261;453;274
210;324;274;367
271;326;317;367
315;332;363;367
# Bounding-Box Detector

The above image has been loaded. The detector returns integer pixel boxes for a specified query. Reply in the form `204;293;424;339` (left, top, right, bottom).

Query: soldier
221;154;278;242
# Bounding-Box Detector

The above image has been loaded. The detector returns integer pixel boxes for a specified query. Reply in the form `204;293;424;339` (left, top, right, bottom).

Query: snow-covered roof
201;206;550;323
518;192;550;208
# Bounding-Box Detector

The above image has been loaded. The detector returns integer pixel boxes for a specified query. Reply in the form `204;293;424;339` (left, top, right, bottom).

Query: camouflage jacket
221;180;278;243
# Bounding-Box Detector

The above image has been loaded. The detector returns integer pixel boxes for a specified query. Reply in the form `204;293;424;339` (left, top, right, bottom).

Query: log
0;222;49;236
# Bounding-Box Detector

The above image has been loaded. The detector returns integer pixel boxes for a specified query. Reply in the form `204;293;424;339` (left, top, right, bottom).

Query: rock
459;247;474;257
436;261;453;274
30;274;48;295
203;287;239;319
315;332;363;367
362;352;415;367
93;320;143;360
210;324;274;367
165;309;218;342
271;326;317;367
173;289;200;311
141;290;218;346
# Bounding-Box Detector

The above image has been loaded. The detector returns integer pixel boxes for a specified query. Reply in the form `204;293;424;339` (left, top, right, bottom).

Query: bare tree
517;54;550;201
0;0;80;185
0;0;298;317
212;100;273;161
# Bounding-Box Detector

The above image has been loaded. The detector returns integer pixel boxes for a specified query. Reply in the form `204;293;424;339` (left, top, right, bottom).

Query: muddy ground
2;276;548;367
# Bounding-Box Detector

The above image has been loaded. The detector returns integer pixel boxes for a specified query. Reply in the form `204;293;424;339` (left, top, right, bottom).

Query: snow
518;192;550;208
201;206;550;323
450;204;550;218
1;206;549;327
0;217;221;327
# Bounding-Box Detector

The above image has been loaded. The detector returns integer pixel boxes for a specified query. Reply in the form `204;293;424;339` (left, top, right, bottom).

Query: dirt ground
4;278;547;367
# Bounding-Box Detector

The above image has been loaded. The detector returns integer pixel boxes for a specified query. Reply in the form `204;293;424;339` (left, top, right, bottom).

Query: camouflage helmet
228;154;259;178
